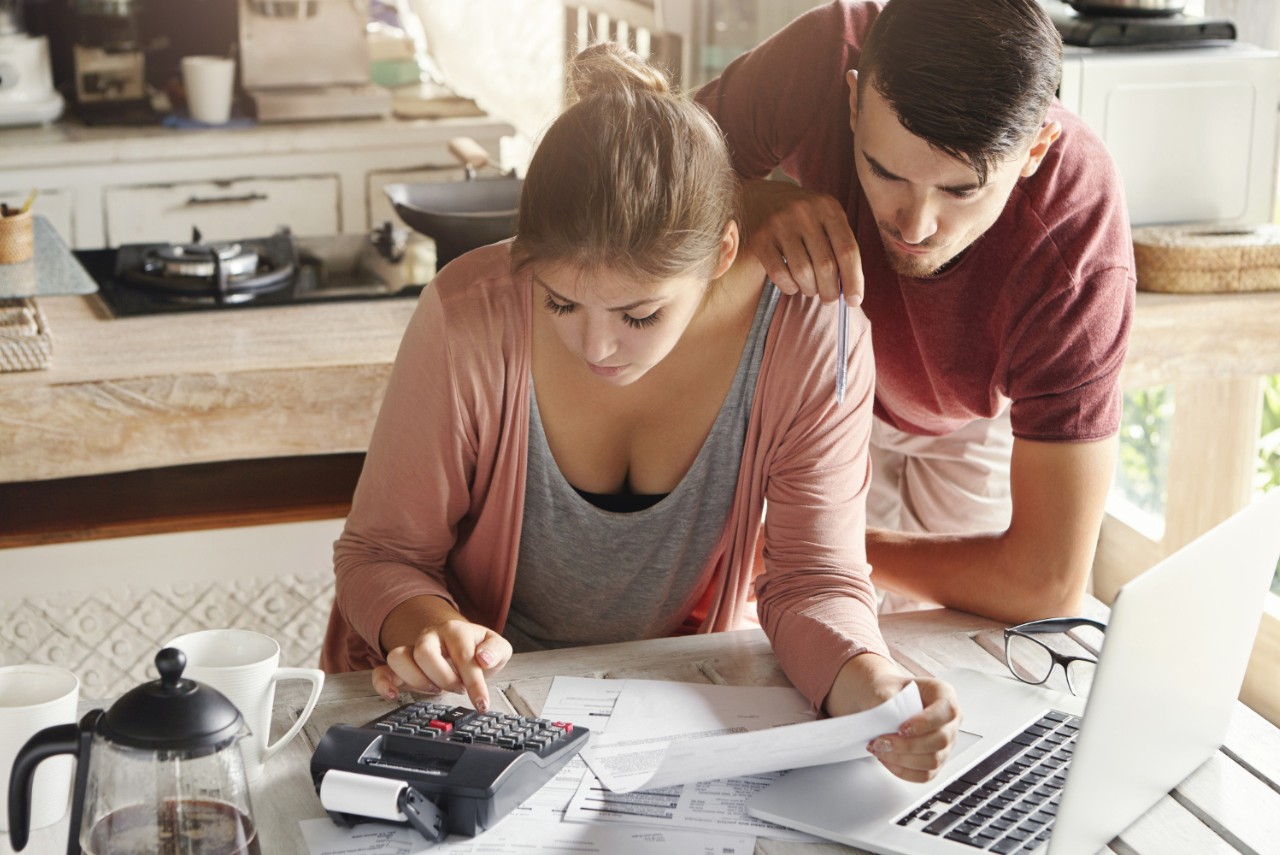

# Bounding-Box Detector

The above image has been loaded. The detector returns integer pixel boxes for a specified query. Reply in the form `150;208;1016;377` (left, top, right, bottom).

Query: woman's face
534;263;710;387
533;224;739;387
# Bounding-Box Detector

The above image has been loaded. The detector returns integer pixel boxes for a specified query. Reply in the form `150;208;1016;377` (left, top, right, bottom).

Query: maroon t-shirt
695;1;1135;441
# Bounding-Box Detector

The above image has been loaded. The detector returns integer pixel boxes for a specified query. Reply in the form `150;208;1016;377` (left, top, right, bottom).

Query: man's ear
1020;121;1062;178
846;69;860;128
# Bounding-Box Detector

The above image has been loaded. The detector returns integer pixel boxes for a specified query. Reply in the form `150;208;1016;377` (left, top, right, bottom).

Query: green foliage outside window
1115;377;1280;595
1114;386;1175;521
1259;376;1280;595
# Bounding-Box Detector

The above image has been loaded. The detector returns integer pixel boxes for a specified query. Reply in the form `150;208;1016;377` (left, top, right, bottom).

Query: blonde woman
322;45;961;782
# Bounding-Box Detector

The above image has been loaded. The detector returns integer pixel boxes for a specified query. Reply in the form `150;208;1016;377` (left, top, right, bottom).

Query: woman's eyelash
543;294;574;315
543;292;661;329
623;310;661;329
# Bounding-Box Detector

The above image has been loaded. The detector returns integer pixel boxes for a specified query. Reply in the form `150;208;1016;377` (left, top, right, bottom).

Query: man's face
847;74;1058;278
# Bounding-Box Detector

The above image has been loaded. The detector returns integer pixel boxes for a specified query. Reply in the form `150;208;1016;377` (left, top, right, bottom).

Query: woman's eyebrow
535;276;658;313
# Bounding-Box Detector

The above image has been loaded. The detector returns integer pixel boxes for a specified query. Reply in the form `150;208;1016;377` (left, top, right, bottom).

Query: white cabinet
104;176;340;245
0;117;515;248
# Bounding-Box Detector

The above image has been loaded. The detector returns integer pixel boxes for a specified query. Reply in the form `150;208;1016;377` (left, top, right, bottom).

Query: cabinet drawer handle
185;193;269;206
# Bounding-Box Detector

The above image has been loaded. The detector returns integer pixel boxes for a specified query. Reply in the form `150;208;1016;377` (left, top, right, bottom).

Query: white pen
836;274;848;406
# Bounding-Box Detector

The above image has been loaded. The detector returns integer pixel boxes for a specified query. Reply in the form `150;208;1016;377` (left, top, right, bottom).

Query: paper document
583;681;923;793
563;678;822;839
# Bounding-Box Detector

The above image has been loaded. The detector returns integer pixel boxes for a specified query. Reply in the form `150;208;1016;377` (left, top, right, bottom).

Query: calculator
310;700;590;841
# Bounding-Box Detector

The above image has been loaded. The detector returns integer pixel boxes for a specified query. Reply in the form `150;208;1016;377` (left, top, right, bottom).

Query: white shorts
868;410;1015;613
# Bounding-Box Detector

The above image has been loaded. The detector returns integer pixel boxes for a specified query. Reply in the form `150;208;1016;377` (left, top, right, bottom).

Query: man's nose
896;195;939;246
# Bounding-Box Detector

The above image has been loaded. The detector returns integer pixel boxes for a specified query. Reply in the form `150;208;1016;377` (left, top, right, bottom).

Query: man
696;0;1135;622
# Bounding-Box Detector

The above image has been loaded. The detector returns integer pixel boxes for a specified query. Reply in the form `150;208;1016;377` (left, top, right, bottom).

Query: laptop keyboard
896;710;1081;854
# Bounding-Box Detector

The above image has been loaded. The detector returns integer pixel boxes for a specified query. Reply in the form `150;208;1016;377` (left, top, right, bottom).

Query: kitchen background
1;0;1279;705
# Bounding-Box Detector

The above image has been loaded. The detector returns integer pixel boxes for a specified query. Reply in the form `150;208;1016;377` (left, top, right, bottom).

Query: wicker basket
0;210;34;264
1132;223;1280;293
0;297;53;371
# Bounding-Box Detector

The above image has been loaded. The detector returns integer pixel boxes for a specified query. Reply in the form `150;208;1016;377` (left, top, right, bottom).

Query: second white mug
166;629;324;782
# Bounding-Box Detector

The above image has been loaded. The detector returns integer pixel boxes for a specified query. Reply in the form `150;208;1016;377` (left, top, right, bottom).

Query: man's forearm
866;527;1090;624
865;436;1116;624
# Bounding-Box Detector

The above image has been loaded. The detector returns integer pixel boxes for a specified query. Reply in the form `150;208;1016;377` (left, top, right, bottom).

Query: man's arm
867;435;1117;622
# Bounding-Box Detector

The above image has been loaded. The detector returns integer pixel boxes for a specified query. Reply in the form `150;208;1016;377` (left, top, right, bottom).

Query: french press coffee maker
7;648;260;855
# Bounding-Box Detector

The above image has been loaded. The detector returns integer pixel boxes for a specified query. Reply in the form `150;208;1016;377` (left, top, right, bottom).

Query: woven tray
0;297;53;371
1132;224;1280;293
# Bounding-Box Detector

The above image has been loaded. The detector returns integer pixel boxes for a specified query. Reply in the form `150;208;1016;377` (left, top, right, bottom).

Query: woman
322;44;960;783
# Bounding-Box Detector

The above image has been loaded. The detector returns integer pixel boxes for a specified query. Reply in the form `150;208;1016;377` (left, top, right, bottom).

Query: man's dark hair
858;0;1063;185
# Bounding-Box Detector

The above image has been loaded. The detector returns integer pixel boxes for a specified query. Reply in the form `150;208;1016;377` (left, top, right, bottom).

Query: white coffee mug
0;665;79;832
181;55;236;124
167;630;324;782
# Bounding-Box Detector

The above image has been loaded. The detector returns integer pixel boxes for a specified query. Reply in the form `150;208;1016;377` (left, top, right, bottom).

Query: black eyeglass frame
1002;617;1108;696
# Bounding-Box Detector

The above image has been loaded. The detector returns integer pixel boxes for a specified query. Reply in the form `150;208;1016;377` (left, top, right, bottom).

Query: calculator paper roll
319;769;407;821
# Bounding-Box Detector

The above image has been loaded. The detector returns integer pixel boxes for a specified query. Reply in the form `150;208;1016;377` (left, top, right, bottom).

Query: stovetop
1046;2;1236;48
77;229;429;318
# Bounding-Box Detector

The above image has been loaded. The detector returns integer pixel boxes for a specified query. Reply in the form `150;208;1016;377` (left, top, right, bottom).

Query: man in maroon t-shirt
697;0;1135;625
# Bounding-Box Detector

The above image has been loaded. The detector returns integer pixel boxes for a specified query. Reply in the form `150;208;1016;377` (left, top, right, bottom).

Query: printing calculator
310;700;590;841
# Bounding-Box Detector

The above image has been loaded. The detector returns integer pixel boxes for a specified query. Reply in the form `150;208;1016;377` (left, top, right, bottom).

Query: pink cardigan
321;243;890;708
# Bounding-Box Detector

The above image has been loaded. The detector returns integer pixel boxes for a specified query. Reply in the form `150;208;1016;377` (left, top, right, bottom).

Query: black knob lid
101;648;244;755
156;647;186;689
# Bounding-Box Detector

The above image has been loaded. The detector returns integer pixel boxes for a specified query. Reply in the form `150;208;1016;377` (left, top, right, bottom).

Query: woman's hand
374;596;513;712
825;652;964;783
866;676;962;783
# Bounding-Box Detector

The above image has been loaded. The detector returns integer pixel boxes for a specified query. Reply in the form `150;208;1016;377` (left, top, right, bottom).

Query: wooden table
7;612;1279;855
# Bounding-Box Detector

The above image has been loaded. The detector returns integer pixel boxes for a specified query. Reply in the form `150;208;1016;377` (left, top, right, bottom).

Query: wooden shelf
0;453;363;549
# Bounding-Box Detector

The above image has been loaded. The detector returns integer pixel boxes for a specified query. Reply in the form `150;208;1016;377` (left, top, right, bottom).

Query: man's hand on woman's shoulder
741;177;864;307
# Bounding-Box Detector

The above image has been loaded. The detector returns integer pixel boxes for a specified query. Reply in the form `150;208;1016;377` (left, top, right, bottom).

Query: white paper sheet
582;681;923;793
559;678;824;840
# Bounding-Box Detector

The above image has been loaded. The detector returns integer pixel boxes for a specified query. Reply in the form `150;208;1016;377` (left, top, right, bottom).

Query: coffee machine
238;0;390;122
0;0;64;125
69;0;153;123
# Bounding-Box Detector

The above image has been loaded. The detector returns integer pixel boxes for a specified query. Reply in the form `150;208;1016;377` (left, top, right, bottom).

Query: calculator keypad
367;702;574;755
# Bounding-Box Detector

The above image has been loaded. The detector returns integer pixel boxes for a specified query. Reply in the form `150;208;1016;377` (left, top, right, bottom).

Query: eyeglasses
1003;617;1108;696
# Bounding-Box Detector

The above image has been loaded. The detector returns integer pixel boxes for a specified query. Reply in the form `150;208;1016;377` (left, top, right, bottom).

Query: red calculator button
429;720;454;733
554;722;573;734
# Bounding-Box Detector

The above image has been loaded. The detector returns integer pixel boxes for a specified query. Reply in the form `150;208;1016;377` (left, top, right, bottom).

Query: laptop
746;490;1280;855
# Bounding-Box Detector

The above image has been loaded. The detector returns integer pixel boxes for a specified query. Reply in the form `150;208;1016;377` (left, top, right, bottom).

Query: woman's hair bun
567;42;670;104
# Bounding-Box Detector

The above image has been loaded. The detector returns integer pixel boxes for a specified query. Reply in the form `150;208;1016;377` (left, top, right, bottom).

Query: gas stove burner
146;242;261;280
114;229;297;305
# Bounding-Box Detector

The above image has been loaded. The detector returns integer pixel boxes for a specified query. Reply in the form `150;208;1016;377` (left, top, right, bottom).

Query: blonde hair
511;43;739;284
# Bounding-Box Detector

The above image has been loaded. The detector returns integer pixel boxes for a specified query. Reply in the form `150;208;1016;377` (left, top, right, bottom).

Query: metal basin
384;177;522;269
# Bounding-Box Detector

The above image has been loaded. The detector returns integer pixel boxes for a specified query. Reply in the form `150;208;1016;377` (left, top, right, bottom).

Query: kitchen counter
0;291;417;483
3;287;1280;484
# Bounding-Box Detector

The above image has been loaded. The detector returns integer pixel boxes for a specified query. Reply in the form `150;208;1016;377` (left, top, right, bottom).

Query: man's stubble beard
876;219;993;279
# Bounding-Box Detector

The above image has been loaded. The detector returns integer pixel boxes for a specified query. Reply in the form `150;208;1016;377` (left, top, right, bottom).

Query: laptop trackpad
747;730;983;838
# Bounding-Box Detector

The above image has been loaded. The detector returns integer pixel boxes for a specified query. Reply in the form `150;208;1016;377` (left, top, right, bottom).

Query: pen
836;274;848;406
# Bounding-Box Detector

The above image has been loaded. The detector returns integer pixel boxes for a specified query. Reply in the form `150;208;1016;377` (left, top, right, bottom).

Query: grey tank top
504;284;780;652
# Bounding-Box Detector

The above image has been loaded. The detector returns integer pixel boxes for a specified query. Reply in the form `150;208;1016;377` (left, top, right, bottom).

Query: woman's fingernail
872;739;892;753
425;683;440;694
477;650;494;667
900;725;916;737
385;690;397;700
476;696;489;713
